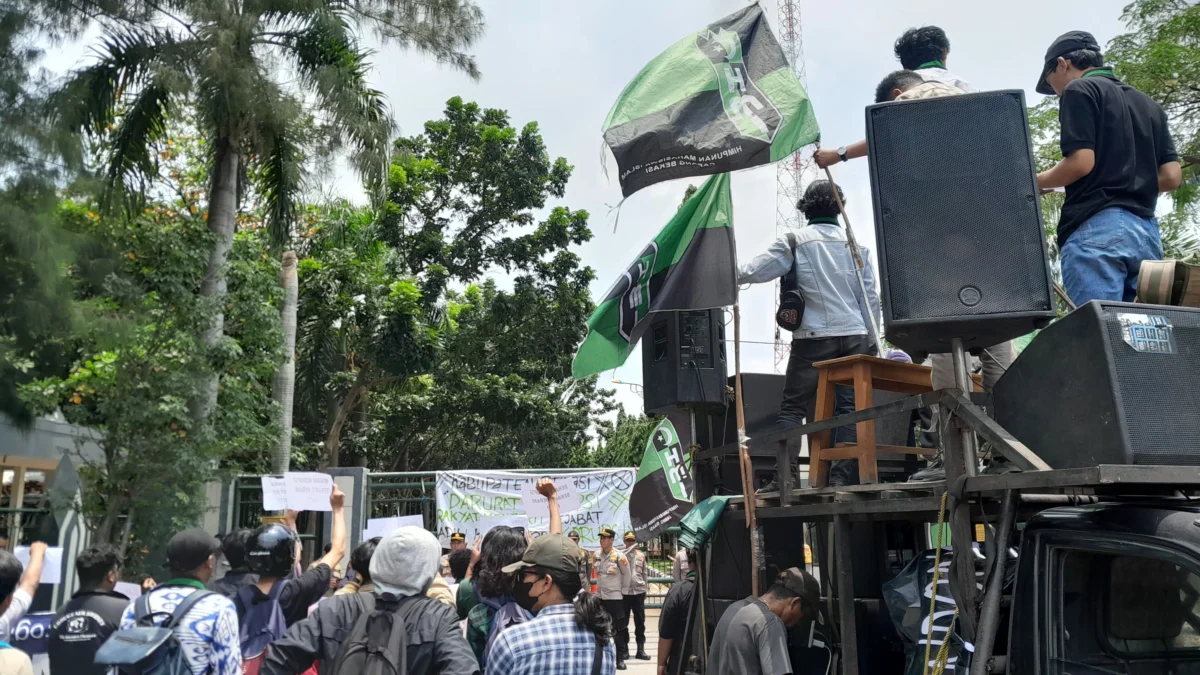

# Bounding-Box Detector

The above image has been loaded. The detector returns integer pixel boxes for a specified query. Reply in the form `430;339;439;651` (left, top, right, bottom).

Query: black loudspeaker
865;90;1056;355
994;301;1200;468
642;309;727;414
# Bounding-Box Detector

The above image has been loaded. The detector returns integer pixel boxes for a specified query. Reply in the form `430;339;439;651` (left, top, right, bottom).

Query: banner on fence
435;469;636;549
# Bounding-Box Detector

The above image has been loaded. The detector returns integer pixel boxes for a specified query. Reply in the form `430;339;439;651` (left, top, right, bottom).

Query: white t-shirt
918;67;976;93
0;590;31;642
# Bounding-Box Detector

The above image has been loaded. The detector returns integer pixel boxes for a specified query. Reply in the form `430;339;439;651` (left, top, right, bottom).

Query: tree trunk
190;137;241;425
322;368;370;469
270;251;299;475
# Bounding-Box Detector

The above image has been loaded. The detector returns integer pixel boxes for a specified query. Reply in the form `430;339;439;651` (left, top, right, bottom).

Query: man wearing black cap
708;567;820;675
117;528;242;675
1035;30;1182;306
441;531;467;578
487;534;617;675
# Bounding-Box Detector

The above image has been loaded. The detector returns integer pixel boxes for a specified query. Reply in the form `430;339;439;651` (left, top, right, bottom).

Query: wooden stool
808;354;981;487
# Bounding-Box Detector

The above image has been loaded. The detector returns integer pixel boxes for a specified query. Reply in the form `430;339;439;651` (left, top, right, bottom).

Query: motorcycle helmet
245;523;297;577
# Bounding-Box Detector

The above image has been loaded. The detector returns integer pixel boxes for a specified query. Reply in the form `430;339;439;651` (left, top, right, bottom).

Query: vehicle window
1050;548;1200;675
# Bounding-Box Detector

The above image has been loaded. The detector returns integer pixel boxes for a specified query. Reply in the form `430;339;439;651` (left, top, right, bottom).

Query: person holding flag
738;180;882;488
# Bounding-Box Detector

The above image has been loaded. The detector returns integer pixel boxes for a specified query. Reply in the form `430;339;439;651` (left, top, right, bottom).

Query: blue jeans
1061;207;1162;306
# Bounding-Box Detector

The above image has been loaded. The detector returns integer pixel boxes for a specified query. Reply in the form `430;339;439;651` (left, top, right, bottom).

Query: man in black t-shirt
48;547;130;675
1035;31;1183;306
657;551;694;675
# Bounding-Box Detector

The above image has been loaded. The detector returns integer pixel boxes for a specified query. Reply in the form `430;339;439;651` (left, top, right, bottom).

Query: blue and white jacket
739;218;882;341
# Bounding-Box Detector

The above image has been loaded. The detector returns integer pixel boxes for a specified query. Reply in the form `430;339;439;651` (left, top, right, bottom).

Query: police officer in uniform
622;531;650;661
595;527;631;670
440;531;466;578
567;530;591;591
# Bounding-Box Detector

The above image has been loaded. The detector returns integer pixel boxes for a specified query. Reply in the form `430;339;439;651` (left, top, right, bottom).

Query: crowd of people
0;479;703;675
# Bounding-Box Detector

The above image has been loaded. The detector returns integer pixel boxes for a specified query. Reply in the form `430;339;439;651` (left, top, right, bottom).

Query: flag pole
733;301;760;596
824;167;883;352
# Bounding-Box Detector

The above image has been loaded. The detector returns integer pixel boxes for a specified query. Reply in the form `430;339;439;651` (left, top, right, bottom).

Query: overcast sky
44;0;1131;421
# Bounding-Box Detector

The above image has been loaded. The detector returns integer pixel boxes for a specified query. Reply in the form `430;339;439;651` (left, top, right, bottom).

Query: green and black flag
572;173;735;379
630;418;694;540
602;4;819;198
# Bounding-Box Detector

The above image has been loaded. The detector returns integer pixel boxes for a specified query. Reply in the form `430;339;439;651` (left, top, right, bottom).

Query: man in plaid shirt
486;534;617;674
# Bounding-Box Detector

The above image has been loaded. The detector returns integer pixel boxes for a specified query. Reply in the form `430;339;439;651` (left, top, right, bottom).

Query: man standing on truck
1033;30;1182;305
739;180;882;488
708;567;820;675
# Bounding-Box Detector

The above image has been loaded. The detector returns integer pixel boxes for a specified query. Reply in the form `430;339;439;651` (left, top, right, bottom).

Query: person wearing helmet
239;483;347;627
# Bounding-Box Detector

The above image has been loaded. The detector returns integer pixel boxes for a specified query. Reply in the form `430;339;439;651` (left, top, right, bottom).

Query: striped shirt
485;603;616;675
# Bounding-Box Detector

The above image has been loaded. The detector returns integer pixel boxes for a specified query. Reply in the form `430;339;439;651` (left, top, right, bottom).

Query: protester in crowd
814;25;975;169
594;527;631;670
449;548;476;620
334;537;381;595
621;532;649;661
239;484;347;627
262;526;479;675
48;547;129;675
738;179;882;488
0;551;33;675
1034;30;1181;305
670;546;689;582
209;529;257;597
486;534;616;675
467;479;563;667
467;525;531;667
708;568;820;675
0;541;45;643
869;69;1015;479
441;531;468;578
428;571;457;609
118;528;242;675
657;551;695;675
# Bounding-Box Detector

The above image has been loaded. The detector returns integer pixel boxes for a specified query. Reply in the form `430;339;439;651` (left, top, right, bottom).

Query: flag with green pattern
572;173;735;379
630;418;694;540
602;4;820;197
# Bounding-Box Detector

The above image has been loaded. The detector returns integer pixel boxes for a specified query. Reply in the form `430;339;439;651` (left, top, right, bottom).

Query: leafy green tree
54;0;484;431
590;411;659;468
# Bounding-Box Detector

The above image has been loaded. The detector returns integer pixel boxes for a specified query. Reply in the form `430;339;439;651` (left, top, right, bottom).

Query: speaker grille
869;91;1051;322
1102;305;1200;464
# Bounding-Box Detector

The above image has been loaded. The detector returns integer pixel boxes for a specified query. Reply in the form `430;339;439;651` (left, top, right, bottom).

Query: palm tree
54;0;484;427
271;250;299;474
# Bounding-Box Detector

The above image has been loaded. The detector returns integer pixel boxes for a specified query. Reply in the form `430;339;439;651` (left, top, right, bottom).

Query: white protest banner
436;469;635;549
15;547;63;584
261;476;288;511
284;472;333;511
521;479;582;519
363;514;425;540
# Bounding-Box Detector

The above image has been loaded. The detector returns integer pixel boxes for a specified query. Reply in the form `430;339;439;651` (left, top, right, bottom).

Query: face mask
513;577;540;613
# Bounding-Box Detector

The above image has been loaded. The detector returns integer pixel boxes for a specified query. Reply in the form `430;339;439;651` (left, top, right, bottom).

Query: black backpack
776;233;805;332
326;593;411;675
94;589;214;675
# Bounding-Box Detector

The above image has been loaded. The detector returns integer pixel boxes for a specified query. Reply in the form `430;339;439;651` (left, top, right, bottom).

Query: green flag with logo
603;3;819;197
572;173;735;379
630;418;694;540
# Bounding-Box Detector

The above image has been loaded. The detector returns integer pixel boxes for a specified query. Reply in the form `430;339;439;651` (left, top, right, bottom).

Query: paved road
623;607;661;674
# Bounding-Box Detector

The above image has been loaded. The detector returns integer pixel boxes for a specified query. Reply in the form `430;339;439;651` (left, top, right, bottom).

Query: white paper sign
521;480;582;519
363;515;425;540
284;472;334;511
436;469;634;549
14;546;63;584
261;476;288;511
114;581;142;600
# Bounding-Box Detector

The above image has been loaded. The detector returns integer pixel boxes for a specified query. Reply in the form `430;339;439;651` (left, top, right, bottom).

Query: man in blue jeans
1034;31;1182;305
739;180;882;488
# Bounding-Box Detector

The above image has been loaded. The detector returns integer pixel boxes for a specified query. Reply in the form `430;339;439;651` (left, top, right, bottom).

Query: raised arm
317;484;347;569
536;478;562;535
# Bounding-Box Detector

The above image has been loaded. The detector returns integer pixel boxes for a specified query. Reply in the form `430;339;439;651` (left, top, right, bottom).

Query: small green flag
602;4;820;197
572;173;736;380
630;418;694;540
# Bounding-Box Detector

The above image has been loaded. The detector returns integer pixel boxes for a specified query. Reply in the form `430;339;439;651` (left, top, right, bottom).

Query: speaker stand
951;338;979;478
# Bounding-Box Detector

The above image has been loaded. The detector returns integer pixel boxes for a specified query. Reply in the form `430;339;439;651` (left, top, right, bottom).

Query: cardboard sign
363;515;424;540
283;472;333;512
14;547;62;584
261;476;288;511
521;480;582;518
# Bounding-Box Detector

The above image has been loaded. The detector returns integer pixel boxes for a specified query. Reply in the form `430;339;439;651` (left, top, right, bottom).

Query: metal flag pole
733;301;760;596
823;167;883;352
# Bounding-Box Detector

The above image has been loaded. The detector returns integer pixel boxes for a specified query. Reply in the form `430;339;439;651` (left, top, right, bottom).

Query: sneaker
911;455;945;482
636;649;650;660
